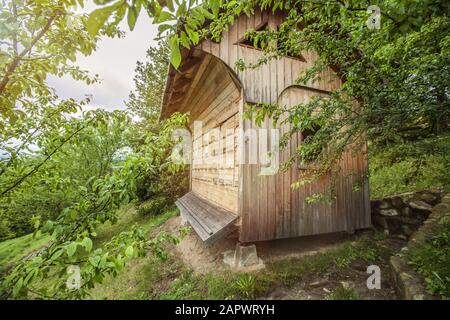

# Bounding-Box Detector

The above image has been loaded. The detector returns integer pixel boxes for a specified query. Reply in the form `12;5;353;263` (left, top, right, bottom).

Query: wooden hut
161;9;371;245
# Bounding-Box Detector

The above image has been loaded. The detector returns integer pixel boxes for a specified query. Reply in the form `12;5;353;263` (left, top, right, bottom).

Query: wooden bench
175;192;237;246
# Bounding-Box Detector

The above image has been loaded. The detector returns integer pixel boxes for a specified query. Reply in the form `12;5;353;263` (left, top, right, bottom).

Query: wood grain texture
239;86;370;242
176;192;237;246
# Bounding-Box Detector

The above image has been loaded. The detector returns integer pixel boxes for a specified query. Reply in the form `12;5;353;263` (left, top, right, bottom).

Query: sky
46;7;159;112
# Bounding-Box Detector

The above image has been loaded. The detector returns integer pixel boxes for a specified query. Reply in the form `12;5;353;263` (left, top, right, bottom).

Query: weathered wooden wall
199;9;341;105
186;58;242;214
239;86;371;242
197;9;370;241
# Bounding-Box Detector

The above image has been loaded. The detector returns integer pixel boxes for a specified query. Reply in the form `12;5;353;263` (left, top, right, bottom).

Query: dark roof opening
277;26;306;62
237;22;268;49
298;122;321;170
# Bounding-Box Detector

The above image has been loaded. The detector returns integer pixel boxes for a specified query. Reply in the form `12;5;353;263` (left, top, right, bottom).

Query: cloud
47;10;159;112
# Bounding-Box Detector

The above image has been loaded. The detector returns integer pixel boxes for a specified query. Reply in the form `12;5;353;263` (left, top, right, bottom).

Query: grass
89;204;181;300
113;230;389;300
324;285;359;300
0;232;50;273
94;202;178;245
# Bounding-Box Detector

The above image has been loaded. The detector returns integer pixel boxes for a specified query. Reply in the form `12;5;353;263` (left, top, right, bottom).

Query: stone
310;279;328;288
386;217;402;234
391;196;405;209
236;244;260;267
400;206;412;217
372;215;389;229
223;244;265;270
408;200;432;211
379;208;399;217
179;215;189;227
433;203;450;213
399;217;421;226
418;192;438;205
395;234;408;241
222;250;236;268
401;225;415;237
379;199;392;209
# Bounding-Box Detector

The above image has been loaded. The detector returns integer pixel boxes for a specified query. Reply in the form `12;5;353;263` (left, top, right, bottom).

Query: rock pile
371;190;443;239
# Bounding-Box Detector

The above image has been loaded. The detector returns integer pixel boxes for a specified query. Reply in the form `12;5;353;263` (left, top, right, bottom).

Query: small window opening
298;123;321;170
237;23;268;49
277;26;306;62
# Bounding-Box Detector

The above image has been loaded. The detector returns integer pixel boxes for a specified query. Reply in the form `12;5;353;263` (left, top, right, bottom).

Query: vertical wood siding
239;86;370;242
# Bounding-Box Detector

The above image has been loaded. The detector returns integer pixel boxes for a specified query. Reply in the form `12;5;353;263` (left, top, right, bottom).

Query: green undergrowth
409;218;450;299
369;134;450;199
96;232;390;300
0;233;50;273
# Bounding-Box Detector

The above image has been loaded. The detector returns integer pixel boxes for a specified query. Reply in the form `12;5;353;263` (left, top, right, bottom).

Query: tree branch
0;124;85;197
0;14;57;95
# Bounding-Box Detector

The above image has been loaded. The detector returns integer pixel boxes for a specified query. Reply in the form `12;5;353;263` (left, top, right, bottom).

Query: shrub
137;197;169;216
369;134;450;199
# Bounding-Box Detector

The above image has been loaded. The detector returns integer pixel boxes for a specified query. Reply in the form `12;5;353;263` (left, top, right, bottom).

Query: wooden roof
161;48;207;119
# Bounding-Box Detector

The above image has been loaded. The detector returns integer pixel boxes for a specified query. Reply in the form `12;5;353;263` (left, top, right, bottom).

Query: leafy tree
126;39;188;204
0;0;123;118
0;0;187;299
127;39;170;127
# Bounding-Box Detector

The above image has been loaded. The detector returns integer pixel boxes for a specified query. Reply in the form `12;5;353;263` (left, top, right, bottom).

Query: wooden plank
176;192;237;246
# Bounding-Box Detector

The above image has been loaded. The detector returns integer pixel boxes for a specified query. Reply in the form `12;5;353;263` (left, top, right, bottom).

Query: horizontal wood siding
187;59;242;214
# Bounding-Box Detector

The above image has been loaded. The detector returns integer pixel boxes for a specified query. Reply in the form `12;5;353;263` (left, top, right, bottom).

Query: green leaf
169;35;181;68
156;11;174;23
185;25;199;45
158;23;173;34
0;52;9;64
176;1;187;16
210;0;220;16
127;6;137;31
86;4;117;36
13;277;23;297
198;6;215;20
89;255;101;267
82;237;93;252
66;242;77;257
166;0;175;12
115;255;124;270
125;246;134;257
180;31;190;48
51;248;64;260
